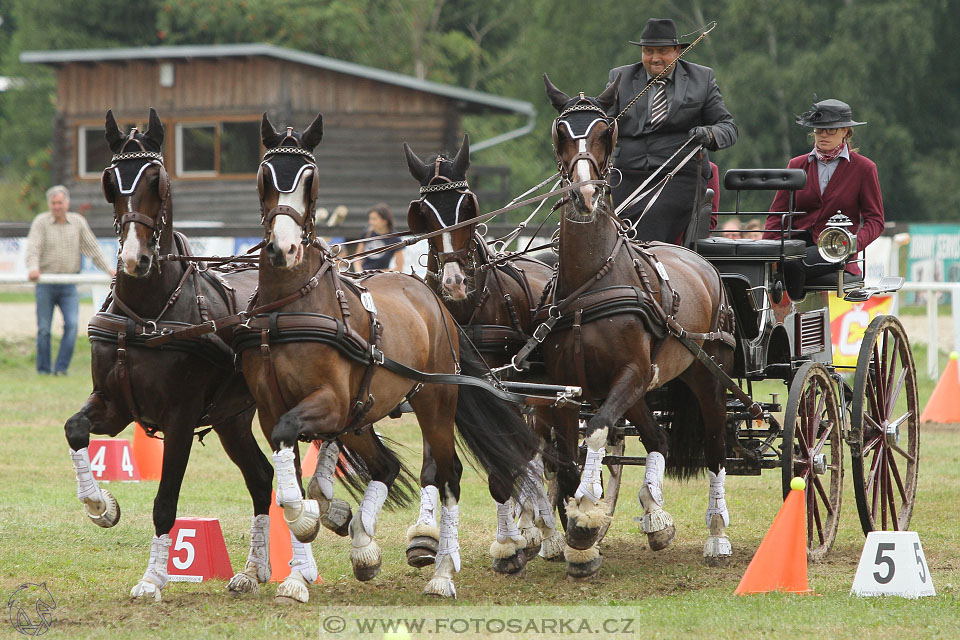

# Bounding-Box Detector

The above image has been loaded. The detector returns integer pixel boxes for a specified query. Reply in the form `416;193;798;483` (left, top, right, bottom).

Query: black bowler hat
796;99;866;128
630;18;690;48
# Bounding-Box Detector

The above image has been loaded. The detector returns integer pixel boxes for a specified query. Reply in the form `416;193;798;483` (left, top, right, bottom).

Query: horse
235;112;539;598
402;135;564;573
539;76;737;578
63;108;283;602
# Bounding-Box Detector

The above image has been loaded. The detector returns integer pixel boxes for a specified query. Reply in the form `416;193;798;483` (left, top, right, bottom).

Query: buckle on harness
371;346;385;365
532;323;551;343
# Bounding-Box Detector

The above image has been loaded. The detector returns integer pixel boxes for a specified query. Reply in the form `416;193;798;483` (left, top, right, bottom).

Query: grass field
1;335;958;639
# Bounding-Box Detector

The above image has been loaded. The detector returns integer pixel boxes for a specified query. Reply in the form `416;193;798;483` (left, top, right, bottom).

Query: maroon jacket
763;151;884;274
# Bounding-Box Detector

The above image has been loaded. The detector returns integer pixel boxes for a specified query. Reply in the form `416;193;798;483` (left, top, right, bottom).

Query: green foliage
0;0;957;222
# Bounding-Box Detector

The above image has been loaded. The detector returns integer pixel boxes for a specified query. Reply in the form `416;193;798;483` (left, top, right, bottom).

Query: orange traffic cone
133;423;164;481
920;352;960;423
735;477;811;595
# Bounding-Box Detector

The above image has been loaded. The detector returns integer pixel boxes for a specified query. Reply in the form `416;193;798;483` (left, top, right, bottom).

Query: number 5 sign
851;531;936;598
166;518;234;582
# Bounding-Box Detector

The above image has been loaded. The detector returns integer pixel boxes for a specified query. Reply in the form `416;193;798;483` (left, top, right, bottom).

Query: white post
927;291;938;380
952;283;960;357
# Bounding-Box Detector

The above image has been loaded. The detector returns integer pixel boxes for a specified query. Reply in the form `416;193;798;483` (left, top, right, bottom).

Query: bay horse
63;109;282;602
539;76;737;578
237;113;539;598
403;135;564;573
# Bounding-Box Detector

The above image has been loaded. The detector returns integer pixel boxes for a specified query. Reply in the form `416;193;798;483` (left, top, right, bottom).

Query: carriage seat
803;270;863;290
723;168;806;191
695;237;806;260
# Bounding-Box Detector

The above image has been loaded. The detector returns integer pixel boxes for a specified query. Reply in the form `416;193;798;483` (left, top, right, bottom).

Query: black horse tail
663;379;708;480
454;327;540;501
335;435;419;510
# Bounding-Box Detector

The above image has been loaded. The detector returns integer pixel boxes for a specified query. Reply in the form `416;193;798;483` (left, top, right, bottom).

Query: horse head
543;74;620;219
257;112;323;269
403;134;478;301
102;108;170;277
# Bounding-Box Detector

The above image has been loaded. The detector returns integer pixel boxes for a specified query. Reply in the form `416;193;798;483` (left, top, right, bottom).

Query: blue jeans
35;283;79;374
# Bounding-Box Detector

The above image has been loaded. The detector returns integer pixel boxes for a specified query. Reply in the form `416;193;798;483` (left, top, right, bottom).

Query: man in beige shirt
25;185;115;375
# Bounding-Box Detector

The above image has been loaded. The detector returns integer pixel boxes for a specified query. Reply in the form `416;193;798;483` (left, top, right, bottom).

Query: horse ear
261;112;284;148
144;108;164;147
301;112;323;150
597;74;621;113
104;110;124;153
543;74;571;112
451;133;470;177
403;142;430;182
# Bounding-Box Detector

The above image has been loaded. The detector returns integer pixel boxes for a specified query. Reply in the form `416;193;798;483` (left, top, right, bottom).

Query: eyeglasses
813;127;841;135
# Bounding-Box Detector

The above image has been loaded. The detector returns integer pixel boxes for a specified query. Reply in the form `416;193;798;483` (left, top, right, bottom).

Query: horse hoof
423;577;456;598
566;555;603;580
351;542;382;582
492;550;527;576
539;532;566;562
286;499;321;543
321;498;352;537
227;571;260;595
565;523;600;551
703;535;732;567
275;575;309;604
352;560;382;582
522;542;542;561
647;524;676;551
85;489;120;528
406;536;438;568
130;579;162;603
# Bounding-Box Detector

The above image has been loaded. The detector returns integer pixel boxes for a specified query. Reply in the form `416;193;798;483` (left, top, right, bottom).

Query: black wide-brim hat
796;99;866;128
629;18;690;48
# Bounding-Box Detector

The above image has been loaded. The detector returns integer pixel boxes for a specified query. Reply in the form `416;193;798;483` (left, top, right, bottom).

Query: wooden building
20;44;535;231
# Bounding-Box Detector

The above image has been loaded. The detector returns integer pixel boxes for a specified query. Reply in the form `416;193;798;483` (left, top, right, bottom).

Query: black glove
689;126;714;146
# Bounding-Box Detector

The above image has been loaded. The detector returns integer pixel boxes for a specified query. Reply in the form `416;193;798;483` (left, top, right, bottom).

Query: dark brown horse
539;76;737;578
237;113;538;599
403;135;564;572
64;109;276;602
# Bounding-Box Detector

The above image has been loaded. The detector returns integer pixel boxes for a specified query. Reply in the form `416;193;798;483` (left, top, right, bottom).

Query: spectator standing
25;185;115;375
356;203;405;272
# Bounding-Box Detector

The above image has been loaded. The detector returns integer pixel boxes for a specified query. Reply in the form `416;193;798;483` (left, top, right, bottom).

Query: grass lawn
0;336;957;639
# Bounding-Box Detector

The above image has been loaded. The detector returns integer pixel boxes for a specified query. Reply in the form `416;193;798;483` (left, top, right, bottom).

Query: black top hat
796;99;866;128
630;18;690;48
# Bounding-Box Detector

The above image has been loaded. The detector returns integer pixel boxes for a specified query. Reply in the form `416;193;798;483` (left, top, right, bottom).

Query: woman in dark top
357;203;405;272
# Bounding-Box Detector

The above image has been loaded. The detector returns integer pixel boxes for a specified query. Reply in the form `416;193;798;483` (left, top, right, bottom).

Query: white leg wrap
424;504;460;598
310;441;338;501
228;514;271;594
70;447;103;504
495;500;522;543
273;447;303;506
643;450;665;507
349;482;387;571
275;532;317;603
130;534;171;602
706;468;730;528
415;485;439;527
358;481;388;537
574;446;606;504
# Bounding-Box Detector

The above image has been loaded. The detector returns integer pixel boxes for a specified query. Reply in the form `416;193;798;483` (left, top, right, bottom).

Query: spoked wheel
547;423;624;543
782;361;844;561
850;315;919;534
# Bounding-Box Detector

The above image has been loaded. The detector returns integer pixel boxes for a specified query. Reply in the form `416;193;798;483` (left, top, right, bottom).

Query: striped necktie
649;80;667;129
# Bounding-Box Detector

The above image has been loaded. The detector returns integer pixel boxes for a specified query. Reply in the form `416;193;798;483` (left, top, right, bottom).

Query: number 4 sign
851;531;936;598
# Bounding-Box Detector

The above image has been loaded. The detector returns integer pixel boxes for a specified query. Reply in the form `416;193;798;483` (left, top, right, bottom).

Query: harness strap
260;329;291;421
572;309;589;400
116;332;142;422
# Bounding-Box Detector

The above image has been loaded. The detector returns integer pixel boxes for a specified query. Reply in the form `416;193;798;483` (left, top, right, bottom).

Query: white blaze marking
576;139;595;210
270;174;312;266
119;198;143;271
440;232;465;295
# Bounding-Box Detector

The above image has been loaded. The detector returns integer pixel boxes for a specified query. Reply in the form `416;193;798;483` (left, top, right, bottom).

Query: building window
175;121;260;177
78;124;135;177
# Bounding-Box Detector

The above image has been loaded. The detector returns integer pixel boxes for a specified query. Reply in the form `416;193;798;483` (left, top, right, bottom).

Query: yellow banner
828;294;893;367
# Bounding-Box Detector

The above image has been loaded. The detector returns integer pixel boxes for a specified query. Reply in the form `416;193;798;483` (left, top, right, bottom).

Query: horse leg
406;439;440;568
537;404;580;561
566;363;644;557
130;422;195;602
685;361;733;567
274;531;320;604
64;393;128;529
212;409;275;595
527;446;565;562
626;399;676;552
342;431;400;582
305;439;353;536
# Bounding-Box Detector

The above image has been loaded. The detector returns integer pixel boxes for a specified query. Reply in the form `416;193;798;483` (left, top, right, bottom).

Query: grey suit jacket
607;59;737;173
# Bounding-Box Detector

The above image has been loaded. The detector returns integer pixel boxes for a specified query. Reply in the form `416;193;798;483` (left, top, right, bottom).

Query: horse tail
454;327;540;499
663;379;708;480
336;436;419;510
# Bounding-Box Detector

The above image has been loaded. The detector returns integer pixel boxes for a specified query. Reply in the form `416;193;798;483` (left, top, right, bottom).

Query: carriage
557;166;918;561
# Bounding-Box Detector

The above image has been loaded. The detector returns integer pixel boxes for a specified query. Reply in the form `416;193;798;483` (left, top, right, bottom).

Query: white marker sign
851;531;935;598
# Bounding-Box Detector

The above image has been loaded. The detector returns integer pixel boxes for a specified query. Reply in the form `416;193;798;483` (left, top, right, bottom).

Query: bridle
101;129;170;258
551;95;618;184
410;156;480;267
257;128;319;244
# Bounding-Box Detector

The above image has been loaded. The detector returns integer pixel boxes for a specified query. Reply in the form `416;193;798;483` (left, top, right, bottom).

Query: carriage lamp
817;214;857;263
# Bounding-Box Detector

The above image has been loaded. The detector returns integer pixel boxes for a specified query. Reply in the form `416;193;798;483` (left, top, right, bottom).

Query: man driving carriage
606;18;738;243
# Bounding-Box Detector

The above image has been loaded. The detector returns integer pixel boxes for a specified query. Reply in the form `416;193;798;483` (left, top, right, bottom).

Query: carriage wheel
547;425;624;544
781;361;844;561
850;315;919;535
